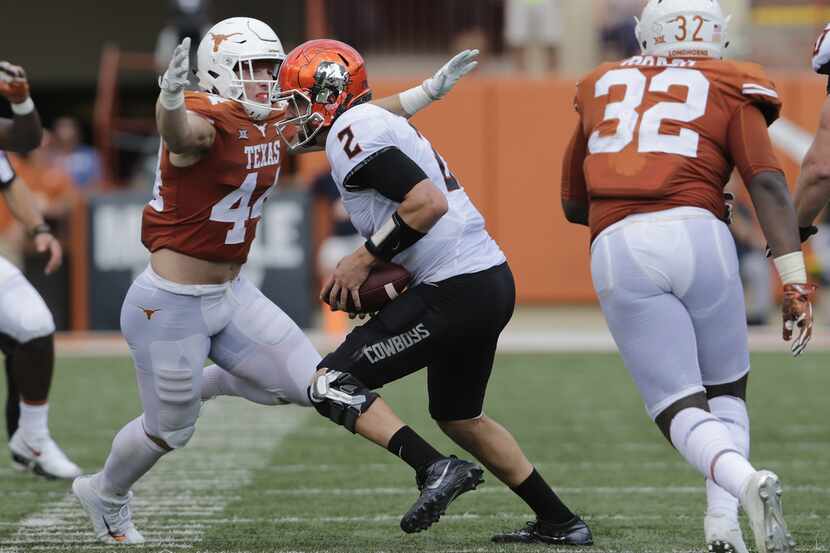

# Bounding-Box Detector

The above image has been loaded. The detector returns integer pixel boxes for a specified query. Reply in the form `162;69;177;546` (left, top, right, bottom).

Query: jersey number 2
588;67;710;157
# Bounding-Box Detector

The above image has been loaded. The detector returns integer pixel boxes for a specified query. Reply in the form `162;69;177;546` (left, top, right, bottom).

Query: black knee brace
705;374;748;401
308;370;379;433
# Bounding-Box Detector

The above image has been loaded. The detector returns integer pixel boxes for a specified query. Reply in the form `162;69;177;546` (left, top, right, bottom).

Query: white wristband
158;89;184;111
11;97;34;116
773;251;808;285
398;83;434;116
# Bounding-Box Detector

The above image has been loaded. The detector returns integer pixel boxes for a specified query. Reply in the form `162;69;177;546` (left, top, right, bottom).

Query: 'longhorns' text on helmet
275;39;372;151
635;0;730;59
195;17;285;121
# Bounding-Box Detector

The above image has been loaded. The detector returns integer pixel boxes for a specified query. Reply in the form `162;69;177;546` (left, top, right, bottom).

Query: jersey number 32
588;67;710;158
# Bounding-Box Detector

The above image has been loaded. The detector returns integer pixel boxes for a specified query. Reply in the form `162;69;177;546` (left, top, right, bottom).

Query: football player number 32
588;67;709;157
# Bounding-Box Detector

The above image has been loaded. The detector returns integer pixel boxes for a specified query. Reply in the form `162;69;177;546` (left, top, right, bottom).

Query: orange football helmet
276;39;372;151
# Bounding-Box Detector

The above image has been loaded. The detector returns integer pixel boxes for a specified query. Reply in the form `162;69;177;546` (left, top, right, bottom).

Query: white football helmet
196;17;285;120
635;0;730;59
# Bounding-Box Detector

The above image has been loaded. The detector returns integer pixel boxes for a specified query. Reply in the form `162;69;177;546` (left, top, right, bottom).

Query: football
344;262;411;313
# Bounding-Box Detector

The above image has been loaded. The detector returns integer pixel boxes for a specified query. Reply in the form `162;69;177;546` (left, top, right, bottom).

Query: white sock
95;416;167;497
706;396;750;518
201;364;282;406
19;402;49;442
670;407;755;499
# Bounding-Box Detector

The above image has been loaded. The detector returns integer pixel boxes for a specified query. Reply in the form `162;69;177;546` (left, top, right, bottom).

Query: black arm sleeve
342;146;428;202
0;152;16;190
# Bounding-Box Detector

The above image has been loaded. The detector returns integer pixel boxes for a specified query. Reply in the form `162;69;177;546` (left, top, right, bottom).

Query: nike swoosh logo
426;462;452;490
103;518;127;543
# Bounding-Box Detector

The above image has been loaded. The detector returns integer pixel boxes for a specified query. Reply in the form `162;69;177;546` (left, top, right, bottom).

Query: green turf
0;352;828;553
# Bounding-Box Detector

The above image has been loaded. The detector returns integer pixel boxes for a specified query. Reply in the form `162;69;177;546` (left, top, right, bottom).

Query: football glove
422;49;479;100
782;283;817;356
158;37;191;109
0;61;30;104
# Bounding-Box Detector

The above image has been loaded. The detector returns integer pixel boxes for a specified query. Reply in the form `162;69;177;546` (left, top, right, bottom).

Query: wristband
158;88;185;111
773;251;807;285
365;211;425;262
398;82;435;116
11;97;34;116
29;223;51;238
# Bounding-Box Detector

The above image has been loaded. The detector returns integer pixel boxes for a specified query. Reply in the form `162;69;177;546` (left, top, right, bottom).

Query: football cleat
9;430;81;480
740;470;795;553
399;455;484;533
705;513;749;553
73;475;145;545
491;516;593;546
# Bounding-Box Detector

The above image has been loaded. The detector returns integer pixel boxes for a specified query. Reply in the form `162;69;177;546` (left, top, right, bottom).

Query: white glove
422;49;480;100
158;37;191;110
399;49;479;116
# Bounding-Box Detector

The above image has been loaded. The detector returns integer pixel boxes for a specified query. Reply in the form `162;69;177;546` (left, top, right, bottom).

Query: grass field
0;352;827;553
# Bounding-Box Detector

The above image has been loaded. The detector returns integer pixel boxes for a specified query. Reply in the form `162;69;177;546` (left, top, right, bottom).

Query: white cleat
705;513;749;553
740;470;796;553
72;475;145;545
9;430;82;480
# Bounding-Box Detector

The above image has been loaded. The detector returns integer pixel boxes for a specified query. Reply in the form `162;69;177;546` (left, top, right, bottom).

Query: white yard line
0;398;310;552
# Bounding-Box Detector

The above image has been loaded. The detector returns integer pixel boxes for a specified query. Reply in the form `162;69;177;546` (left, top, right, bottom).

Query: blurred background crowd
2;0;829;332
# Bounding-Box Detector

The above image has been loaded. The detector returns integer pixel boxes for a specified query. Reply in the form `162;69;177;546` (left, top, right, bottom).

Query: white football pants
0;256;55;343
590;207;750;419
120;265;319;448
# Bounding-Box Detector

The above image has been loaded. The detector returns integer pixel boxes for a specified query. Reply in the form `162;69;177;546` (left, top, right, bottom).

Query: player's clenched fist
782;283;817;356
0;61;30;104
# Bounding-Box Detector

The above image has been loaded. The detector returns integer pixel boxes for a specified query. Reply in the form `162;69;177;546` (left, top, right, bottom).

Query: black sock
512;468;575;524
387;426;444;474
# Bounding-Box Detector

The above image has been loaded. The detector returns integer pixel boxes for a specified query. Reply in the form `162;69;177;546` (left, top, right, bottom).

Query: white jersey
325;103;505;285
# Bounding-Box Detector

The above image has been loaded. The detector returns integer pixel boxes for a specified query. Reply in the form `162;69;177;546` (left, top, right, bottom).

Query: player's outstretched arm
1;176;62;274
0;61;43;153
156;38;215;155
794;96;830;231
373;50;479;118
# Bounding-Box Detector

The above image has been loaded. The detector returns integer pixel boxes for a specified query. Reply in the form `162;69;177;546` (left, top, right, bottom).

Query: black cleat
400;455;484;534
492;516;593;546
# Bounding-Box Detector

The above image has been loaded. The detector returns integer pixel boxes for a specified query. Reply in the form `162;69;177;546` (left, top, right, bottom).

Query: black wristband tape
29;223;51;238
365;211;426;262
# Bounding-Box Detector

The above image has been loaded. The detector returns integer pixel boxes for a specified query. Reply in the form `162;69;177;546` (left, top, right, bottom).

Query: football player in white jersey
276;40;592;543
793;24;830;251
0;61;81;480
71;18;483;545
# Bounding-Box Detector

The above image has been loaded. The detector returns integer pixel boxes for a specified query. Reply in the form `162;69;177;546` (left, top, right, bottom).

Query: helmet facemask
275;89;326;151
219;55;283;120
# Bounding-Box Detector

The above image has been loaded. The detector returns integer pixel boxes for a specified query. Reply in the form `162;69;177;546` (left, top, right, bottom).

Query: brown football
344;262;411;313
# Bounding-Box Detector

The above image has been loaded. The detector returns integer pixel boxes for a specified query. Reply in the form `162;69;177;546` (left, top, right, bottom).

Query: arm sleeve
0;151;16;190
561;122;589;203
343;147;428;202
726;103;784;186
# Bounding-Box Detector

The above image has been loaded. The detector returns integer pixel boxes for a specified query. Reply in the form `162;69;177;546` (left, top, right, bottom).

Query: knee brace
308;370;379;433
705;374;748;401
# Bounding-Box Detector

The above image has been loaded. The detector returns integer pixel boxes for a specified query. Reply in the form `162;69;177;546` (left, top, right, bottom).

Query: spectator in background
596;0;642;60
50;117;101;192
155;0;211;83
311;171;363;334
504;0;562;74
728;192;773;326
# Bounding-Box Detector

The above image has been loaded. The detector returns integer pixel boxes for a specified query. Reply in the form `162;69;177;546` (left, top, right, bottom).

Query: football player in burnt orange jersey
72;17;481;545
0;61;81;481
562;1;814;552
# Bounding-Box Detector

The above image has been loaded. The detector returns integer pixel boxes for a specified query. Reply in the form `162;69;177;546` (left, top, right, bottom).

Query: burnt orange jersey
142;91;283;264
564;55;783;241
